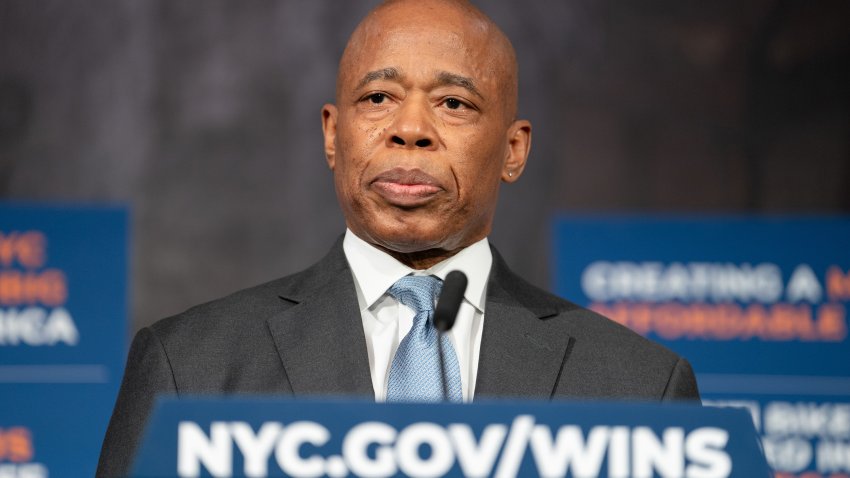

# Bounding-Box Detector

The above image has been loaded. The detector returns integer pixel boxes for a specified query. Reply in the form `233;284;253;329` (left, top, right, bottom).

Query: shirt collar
343;229;492;313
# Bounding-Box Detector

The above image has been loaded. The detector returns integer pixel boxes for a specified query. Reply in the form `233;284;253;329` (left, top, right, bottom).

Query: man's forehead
344;0;503;66
340;24;496;83
347;17;493;64
337;0;518;114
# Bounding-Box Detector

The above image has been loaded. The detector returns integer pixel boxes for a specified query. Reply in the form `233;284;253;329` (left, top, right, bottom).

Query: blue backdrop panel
0;203;128;477
554;215;850;477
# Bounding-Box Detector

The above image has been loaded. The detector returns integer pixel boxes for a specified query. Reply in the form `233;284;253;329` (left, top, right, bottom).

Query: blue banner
132;398;768;477
554;215;850;477
0;203;128;477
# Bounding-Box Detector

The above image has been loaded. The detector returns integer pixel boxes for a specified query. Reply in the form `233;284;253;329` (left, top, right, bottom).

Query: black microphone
434;270;468;401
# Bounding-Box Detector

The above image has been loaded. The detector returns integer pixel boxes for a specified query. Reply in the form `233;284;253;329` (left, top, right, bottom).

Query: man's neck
343;228;493;313
377;245;466;270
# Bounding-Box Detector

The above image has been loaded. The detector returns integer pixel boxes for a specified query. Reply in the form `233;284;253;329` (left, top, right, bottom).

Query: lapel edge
475;249;575;398
265;238;374;398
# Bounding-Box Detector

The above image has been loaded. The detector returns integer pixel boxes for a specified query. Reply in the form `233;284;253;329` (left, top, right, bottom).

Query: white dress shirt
343;229;491;402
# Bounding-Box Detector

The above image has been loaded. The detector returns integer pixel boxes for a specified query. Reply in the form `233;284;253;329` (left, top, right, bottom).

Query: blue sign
554;215;850;476
706;394;850;476
132;398;768;477
0;203;129;477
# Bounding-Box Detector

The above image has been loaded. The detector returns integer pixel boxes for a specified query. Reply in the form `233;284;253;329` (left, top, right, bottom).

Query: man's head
322;0;531;269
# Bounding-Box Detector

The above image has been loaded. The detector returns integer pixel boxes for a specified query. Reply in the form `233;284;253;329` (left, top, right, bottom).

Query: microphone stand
437;333;448;401
434;270;468;402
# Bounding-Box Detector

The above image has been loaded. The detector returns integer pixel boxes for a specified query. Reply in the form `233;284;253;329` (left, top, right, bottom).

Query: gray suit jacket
96;239;699;476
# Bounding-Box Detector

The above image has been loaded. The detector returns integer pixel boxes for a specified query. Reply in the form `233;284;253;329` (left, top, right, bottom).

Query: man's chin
349;219;486;268
355;223;446;251
373;233;445;255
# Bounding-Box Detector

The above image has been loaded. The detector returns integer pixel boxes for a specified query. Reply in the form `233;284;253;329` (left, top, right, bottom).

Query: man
97;0;699;475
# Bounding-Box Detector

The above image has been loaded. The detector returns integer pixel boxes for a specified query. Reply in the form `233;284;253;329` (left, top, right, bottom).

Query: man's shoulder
150;275;290;335
149;240;348;342
491;252;682;364
518;278;673;347
487;253;698;400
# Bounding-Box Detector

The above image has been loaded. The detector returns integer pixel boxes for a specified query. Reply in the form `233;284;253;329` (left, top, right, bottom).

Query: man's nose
386;97;438;150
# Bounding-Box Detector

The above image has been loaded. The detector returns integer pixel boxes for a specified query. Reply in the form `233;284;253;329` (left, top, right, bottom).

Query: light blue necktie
386;275;463;402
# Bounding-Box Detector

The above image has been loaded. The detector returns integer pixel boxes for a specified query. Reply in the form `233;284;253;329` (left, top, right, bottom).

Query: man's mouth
370;168;443;207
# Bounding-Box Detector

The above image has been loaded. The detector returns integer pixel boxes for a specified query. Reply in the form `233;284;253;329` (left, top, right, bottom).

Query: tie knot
387;275;443;314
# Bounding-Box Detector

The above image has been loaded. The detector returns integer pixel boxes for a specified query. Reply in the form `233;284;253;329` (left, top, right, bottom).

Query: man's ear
501;119;532;182
321;104;338;170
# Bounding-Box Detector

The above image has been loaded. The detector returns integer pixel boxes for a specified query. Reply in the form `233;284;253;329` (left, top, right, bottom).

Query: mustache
371;168;442;186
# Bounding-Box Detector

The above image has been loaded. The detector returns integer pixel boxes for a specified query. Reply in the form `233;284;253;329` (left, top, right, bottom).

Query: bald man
97;1;699;475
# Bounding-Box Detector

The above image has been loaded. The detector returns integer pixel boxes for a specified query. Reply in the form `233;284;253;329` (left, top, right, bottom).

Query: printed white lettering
765;402;850;438
0;463;49;478
177;421;231;477
169;418;734;478
395;423;453;478
632;427;684;478
276;421;330;478
816;440;850;473
530;425;609;478
608;426;630;478
581;261;783;303
230;422;281;477
684;428;731;478
762;436;812;473
448;423;507;477
786;264;823;303
0;307;78;346
342;421;397;478
494;415;535;478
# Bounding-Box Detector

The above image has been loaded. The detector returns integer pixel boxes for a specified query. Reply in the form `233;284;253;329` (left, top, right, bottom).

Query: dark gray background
1;0;848;333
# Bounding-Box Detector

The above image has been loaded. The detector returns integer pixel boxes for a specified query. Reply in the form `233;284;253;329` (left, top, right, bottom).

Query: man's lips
370;168;444;206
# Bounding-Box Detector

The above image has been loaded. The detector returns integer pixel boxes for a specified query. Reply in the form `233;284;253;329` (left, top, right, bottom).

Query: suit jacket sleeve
97;327;178;477
661;357;700;401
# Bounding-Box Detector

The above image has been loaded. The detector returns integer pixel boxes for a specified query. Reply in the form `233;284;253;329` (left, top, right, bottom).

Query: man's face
322;5;530;262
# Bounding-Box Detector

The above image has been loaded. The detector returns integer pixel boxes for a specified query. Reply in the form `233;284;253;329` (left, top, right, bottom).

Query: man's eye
445;98;463;109
367;93;386;104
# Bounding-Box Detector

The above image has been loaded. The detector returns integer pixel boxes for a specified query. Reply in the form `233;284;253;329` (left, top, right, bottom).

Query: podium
131;398;769;477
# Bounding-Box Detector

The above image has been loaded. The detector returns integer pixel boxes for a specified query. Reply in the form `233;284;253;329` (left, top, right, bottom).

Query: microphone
434;270;468;401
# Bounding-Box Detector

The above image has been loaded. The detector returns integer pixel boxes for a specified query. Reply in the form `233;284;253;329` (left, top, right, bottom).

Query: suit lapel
475;250;573;399
264;240;571;400
266;240;374;398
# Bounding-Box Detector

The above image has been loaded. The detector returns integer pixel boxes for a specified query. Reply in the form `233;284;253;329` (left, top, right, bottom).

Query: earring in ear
508;171;513;177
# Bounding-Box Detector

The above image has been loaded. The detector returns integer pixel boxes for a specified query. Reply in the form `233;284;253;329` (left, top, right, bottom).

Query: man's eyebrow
355;68;402;90
436;71;484;100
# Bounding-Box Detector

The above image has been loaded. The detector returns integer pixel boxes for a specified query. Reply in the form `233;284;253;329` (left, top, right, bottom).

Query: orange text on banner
0;427;33;463
0;269;67;307
591;302;847;341
0;232;46;269
827;266;850;301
